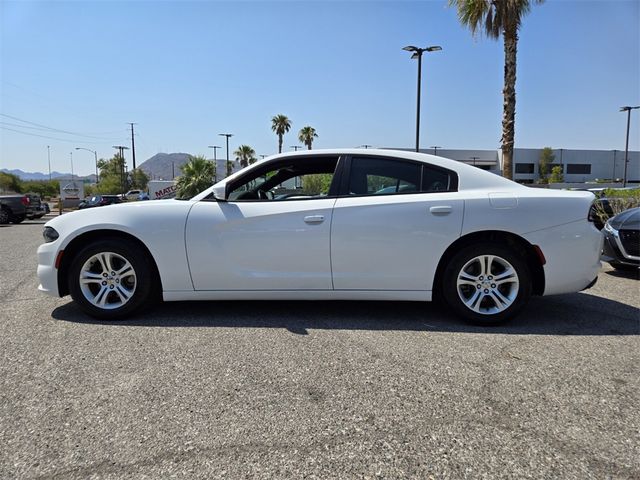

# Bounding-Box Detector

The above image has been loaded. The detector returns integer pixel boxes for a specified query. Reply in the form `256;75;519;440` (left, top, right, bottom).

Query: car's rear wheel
68;239;155;319
442;243;532;325
11;214;26;224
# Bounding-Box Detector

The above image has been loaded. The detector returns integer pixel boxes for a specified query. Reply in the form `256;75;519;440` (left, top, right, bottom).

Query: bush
592;188;640;227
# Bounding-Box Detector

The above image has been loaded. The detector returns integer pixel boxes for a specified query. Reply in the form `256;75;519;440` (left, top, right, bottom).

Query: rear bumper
523;220;603;296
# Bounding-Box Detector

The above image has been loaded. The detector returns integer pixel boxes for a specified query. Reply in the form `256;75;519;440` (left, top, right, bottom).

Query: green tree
175;155;215;199
271;114;292;154
95;154;128;194
538;147;554;183
234;145;257;168
0;172;22;193
21;180;59;198
302;174;332;195
298;126;318;150
129;168;149;191
549;165;564;183
450;0;544;180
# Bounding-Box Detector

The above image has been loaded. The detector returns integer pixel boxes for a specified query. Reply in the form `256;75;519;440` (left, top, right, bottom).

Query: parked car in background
37;149;602;325
601;207;640;271
77;195;123;210
25;194;45;220
124;190;143;201
0;193;30;224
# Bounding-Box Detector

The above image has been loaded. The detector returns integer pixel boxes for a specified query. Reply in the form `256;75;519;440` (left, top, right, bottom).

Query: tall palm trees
450;0;543;180
175;155;215;199
298;126;318;150
271;114;291;154
234;145;257;168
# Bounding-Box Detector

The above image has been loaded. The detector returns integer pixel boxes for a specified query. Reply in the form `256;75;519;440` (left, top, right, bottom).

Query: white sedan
37;149;603;324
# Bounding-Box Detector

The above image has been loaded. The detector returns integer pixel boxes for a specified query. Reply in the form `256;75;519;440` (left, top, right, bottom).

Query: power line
0;113;123;139
0;125;120;144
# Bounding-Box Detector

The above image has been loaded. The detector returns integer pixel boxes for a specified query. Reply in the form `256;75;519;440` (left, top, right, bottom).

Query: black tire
11;214;26;224
609;262;639;272
442;243;532;325
0;207;10;225
68;238;156;320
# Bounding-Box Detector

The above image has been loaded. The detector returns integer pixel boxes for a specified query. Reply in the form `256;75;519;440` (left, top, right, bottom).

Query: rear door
331;155;464;292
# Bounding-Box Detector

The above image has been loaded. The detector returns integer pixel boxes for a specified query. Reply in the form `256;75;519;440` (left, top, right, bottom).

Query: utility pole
113;145;129;194
47;145;51;181
129;123;137;170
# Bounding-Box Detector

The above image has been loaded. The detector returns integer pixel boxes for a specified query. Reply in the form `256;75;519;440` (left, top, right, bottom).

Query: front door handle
429;205;452;215
304;215;325;224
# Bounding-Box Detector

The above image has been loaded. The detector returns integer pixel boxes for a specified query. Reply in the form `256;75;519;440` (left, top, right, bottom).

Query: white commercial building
392;147;639;184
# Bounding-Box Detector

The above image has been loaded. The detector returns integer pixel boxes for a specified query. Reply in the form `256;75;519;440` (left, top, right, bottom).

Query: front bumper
37;241;61;297
602;229;640;267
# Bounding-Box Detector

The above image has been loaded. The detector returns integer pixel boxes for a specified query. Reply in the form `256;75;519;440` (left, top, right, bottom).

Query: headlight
604;222;617;235
43;226;59;243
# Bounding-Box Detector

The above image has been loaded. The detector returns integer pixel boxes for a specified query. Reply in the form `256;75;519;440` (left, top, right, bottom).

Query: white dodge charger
37;149;603;324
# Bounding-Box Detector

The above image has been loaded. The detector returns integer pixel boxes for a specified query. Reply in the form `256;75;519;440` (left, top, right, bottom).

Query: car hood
44;199;192;232
608;207;640;230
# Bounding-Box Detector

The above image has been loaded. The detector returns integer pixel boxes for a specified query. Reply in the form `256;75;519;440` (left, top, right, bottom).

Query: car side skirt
163;290;431;302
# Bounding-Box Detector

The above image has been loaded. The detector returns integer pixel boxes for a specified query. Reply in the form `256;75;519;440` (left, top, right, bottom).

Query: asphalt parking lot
1;216;638;479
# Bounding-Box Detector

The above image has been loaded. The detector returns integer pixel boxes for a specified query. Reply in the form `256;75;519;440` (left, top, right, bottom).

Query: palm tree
234;145;257;168
175;155;215;199
271;114;291;154
450;0;543;180
298;126;318;150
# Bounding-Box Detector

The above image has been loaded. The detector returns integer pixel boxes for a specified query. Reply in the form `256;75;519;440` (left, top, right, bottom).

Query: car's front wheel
68;239;155;319
442;243;532;325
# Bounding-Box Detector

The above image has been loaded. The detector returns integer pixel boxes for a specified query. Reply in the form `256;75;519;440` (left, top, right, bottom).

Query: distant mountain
138;153;191;181
0;168;96;182
138;153;241;181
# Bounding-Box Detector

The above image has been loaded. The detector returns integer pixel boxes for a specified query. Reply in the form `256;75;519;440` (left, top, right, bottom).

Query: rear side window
347;156;456;196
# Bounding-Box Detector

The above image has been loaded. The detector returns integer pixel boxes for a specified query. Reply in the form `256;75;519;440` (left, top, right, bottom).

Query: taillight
21;195;30;206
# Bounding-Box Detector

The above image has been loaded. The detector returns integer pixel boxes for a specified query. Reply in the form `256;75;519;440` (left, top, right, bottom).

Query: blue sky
1;0;638;176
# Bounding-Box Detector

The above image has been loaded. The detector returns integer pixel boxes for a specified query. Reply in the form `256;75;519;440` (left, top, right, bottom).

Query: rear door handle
429;205;452;215
304;215;325;224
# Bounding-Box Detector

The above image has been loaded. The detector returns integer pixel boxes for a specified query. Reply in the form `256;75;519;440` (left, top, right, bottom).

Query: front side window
227;156;339;201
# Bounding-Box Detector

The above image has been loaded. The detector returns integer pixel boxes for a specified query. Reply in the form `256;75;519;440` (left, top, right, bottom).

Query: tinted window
349;157;421;195
348;156;454;195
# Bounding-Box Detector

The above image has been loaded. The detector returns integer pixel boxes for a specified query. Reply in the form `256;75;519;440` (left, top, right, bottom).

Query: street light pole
291;146;302;151
218;134;233;179
403;45;442;152
75;148;99;183
620;106;639;188
470;156;479;166
69;152;74;180
208;145;221;182
430;145;441;156
47;145;51;181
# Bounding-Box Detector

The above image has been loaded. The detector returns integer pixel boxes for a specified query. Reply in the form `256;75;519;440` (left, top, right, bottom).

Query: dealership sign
59;179;84;200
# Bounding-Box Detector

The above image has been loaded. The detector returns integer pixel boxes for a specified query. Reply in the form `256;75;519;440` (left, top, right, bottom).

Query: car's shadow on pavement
603;268;640;280
52;292;639;336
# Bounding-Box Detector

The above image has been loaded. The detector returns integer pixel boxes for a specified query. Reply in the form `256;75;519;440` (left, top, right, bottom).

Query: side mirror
212;184;227;201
